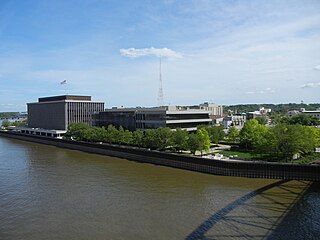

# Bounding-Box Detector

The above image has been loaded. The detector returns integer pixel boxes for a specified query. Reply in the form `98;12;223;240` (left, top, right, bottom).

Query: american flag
60;80;67;85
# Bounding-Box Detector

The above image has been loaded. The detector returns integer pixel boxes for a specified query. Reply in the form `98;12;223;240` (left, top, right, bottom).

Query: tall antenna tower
157;57;164;106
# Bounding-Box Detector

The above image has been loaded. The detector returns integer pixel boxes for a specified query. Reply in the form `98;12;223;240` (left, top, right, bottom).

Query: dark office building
28;95;104;130
95;106;211;131
97;109;137;131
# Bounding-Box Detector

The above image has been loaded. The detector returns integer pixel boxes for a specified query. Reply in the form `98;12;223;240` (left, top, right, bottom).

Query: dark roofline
38;95;92;102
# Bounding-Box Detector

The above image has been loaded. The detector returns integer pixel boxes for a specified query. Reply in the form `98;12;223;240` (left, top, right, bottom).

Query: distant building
259;107;271;115
246;111;262;120
287;110;300;118
287;108;320;120
246;107;271;122
95;105;212;131
175;102;223;117
222;114;246;129
300;108;320;119
199;102;223;116
27;95;104;130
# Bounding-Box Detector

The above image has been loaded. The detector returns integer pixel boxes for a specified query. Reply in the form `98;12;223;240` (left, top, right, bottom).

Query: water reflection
186;180;312;239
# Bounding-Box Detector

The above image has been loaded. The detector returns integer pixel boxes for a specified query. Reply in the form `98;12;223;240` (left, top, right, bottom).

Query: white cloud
246;88;276;95
301;82;320;88
0;103;25;111
120;47;182;59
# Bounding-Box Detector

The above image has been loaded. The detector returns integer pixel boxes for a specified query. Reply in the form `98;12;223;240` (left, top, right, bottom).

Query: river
0;137;319;239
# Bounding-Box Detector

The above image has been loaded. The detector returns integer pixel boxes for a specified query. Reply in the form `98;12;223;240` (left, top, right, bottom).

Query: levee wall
1;131;319;181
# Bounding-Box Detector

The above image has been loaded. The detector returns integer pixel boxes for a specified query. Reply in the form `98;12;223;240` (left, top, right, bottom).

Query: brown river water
0;137;319;240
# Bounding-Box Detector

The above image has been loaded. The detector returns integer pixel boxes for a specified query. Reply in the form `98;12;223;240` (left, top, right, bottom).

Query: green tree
106;125;119;144
95;127;108;142
117;126;133;145
226;126;240;144
133;130;144;147
82;128;95;142
255;116;267;125
143;129;158;149
187;133;202;155
117;126;126;143
308;127;320;147
205;126;225;144
155;128;173;150
271;114;289;125
187;129;211;155
239;119;267;150
82;127;107;142
197;128;211;155
172;128;189;152
11;120;27;127
66;123;90;140
288;114;320;126
1;119;10;128
264;124;316;161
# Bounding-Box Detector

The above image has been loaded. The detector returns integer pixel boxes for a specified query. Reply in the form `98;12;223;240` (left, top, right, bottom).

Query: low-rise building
287;110;300;118
95;106;212;131
175;102;223;117
287;108;320;119
222;114;246;129
300;108;320;119
8;126;66;138
246;107;271;123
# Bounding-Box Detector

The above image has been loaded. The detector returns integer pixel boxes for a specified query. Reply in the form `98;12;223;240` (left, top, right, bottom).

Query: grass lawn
220;149;320;164
219;149;268;160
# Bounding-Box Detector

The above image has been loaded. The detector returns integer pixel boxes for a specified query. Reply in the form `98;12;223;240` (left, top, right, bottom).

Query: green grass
219;150;267;160
220;148;320;164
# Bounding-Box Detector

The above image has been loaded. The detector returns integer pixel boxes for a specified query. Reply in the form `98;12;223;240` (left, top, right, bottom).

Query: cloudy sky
0;0;319;111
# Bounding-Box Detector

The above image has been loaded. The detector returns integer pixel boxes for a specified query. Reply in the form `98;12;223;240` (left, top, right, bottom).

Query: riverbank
0;130;319;181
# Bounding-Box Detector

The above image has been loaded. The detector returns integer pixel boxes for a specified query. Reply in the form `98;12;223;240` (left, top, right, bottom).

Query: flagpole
60;80;67;95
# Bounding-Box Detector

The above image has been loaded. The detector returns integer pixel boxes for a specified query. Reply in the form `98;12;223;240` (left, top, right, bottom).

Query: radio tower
157;57;164;106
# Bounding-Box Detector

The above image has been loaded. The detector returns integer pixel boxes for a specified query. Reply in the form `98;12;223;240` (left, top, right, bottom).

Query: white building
199;102;223;116
222;114;246;129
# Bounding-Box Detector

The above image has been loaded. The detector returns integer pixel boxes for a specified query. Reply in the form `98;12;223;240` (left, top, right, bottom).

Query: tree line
272;113;319;126
1;119;27;127
65;123;223;155
65;120;320;162
225;120;320;161
224;103;320;115
0;112;27;119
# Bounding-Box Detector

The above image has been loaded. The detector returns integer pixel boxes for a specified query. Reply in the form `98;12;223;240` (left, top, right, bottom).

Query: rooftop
38;95;92;103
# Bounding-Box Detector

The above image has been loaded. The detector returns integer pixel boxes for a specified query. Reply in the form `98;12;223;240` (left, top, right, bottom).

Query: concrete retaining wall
1;131;319;181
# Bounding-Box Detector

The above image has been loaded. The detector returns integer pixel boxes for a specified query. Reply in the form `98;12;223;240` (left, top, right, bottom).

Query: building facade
300;108;320;119
287;108;320;120
174;102;223;117
199;102;223;116
28;95;104;130
222;114;246;129
96;106;212;131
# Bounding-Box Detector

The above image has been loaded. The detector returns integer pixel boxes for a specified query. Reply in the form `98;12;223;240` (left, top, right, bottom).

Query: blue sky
0;0;319;111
